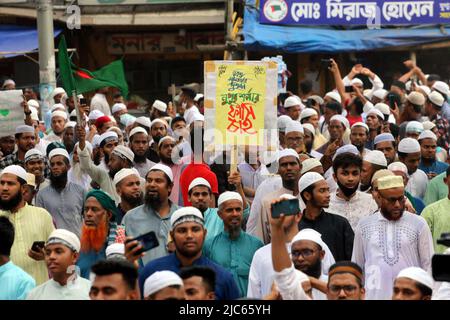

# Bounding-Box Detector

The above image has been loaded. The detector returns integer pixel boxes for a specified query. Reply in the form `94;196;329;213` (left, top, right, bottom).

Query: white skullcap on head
332;144;359;161
49;148;70;161
129;127;148;138
113;168;140;186
278;194;297;200
158;136;176;148
366;108;384;120
1;165;28;182
112;145;134;163
407;91;426;106
418;130;437;141
152;100;167;112
374;103;390;116
422;121;436;131
52;87;66;97
112;103;127;114
388;161;408;174
432;81;450;96
284;96;302;108
330;114;349;129
26;173;35;187
217;191;243;207
374;133;395;145
143;271;184;298
418;85;431;96
309;95;324;105
106;243;125;259
188;177;211;192
351;121;369;132
292;228;327;249
170;207;204;229
24;148;45;162
277;115;292;132
46;229;80;252
396;267;434;290
302;123;315;136
89;110;104;121
148;163;173;182
27;99;39;109
28;107;39;122
398;137;421;153
64;121;77;129
277;148;299;162
51;110;68;120
300;158;322;174
363;89;373;100
92;135;101;148
135;116;151;128
406;121;424;133
107;126;122;136
150;118;168;128
299;172;325;193
325;91;341;104
428;91;445;107
300;108;318;120
15;125;35;134
194;93;204;102
99;131;118;146
285;121;304;134
363;150;387;167
351;78;363;86
2;79;15;87
50;103;66;112
372;89;388;100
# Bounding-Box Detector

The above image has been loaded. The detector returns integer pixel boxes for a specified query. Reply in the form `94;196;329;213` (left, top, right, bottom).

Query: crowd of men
0;58;450;300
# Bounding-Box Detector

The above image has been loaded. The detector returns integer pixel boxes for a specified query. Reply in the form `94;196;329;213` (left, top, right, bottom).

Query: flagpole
72;90;82;126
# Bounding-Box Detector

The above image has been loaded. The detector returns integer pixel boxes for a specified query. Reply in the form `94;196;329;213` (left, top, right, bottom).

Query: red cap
95;116;111;128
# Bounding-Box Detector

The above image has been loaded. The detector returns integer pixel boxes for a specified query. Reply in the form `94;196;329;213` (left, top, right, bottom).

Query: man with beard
350;122;370;158
364;108;384;150
122;164;178;265
67;142;92;191
113;168;143;224
298;172;354;261
147;118;168;163
317;115;348;172
374;133;397;165
360;150;388;192
284;121;305;155
352;175;434;300
150;100;168;121
203;192;263;296
36;148;85;237
0;125;36;170
77;189;125;279
398;137;428;199
128;127;155;178
418;130;449;178
327;153;378;232
0;165;54;285
0;135;15;159
62;121;76;154
136;207;240;300
24;149;50;204
45;110;68;143
26;229;90;300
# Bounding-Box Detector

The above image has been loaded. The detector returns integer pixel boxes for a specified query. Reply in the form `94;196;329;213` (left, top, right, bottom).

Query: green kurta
203;204;250;242
423;172;448;206
422;197;450;253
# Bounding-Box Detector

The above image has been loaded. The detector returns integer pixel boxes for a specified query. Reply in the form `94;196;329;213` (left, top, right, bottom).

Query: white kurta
274;265;311;300
26;277;91;300
352;210;434;300
90;93;111;116
406;169;428;200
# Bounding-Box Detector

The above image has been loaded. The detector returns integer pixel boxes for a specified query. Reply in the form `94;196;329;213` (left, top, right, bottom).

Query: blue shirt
418;159;449;175
138;253;241;300
0;261;36;300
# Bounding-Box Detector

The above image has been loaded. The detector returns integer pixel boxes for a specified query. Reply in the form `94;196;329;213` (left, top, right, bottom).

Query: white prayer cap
418;85;431;96
363;150;387;167
24;148;45;162
170;207;204;229
49;148;70;161
332;144;359;161
396;267;434;290
300;158;322;174
29;107;39;122
113;168;140;186
129;127;148;138
112;145;134;163
50;103;66;112
99;131;118;146
372;89;388;100
64;121;77;129
284;96;302;108
285;121;304;134
422;121;436;131
107;126;122;137
374;103;391;116
406;121;424;134
194;93;204;102
188;177;211;192
351;78;363;86
26;173;35;187
112;103;127;114
52;87;66;98
405;81;412;92
1;165;28;182
325;91;341;104
92;135;101;148
218;191;243;207
51;110;68;120
374;133;395;145
300;108;318;120
278;194;296;200
148;163;173;182
418;130;437;141
134;116;151;129
366;108;384;120
309;95;324;105
106;243;125;259
143;271;184;298
406;91;426;106
351;121;369;132
363;89;373;100
398;137;421;153
152;100;167;112
302;123;315;136
89;110;104;121
158;135;176;147
432;81;450;96
277;115;292;132
2;79;15;87
299;172;325;193
388;161;408;174
377;175;404;190
150;118;168;129
277;148;299;162
292;228;327;249
371;169;394;184
330;114;349;129
46;229;80;252
15;125;35;134
27;99;39;109
428;91;445;107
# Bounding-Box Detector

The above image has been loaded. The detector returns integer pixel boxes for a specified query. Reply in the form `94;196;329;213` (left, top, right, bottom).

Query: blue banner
260;0;450;25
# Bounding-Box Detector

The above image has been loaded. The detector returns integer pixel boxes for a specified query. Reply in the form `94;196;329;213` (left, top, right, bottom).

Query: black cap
181;84;198;100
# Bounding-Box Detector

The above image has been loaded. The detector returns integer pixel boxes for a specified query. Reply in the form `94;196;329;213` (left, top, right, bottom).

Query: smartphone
432;254;450;282
31;241;45;252
345;85;354;93
271;198;300;218
321;59;332;69
126;231;159;255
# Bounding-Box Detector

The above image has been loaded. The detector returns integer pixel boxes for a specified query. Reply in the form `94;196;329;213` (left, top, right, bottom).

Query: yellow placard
214;63;267;146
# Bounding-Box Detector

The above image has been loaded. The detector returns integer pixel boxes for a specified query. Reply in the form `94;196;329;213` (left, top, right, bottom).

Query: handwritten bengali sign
260;0;450;25
0;90;26;138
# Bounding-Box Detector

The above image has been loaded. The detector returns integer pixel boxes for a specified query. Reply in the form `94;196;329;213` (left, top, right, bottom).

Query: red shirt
180;161;219;206
346;114;363;127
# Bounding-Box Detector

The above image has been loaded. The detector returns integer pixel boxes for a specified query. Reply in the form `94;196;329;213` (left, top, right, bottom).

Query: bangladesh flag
57;35;129;98
271;5;282;12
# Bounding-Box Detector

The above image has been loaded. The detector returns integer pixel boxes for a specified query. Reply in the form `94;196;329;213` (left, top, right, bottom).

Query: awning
0;25;62;58
243;0;450;53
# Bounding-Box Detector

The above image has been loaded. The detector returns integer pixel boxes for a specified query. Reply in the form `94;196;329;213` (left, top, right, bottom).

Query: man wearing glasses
351;175;434;300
